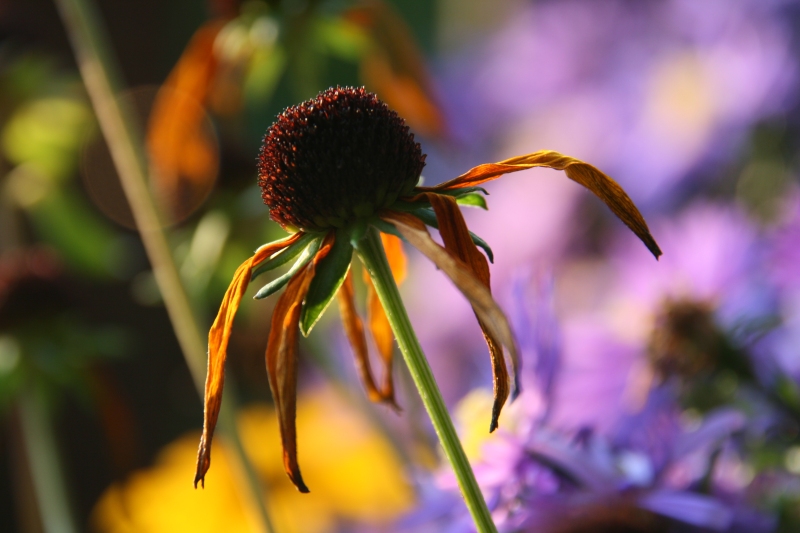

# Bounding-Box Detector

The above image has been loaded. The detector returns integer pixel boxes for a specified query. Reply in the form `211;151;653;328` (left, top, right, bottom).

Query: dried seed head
258;87;426;232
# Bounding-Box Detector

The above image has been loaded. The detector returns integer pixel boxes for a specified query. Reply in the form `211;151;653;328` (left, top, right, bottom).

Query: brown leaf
381;211;519;401
195;235;299;488
418;150;662;259
425;193;514;431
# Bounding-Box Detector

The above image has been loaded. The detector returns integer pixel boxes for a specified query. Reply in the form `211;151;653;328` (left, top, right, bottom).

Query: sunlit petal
419;150;662;258
425;193;514;431
195;236;298;488
381;210;519;423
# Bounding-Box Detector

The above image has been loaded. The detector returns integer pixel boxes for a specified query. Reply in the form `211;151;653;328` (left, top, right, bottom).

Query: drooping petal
338;270;385;404
381;232;407;283
195;235;299;488
425;193;515;431
381;211;519;418
264;262;317;493
417;150;662;258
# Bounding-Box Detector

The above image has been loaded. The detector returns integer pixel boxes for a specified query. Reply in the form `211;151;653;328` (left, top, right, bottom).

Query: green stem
17;386;79;533
356;228;498;533
52;1;275;531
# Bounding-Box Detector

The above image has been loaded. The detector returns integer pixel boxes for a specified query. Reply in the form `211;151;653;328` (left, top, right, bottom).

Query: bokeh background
3;0;800;531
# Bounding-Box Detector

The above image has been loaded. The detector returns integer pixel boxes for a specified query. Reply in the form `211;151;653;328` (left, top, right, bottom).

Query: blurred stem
52;1;275;532
356;228;498;533
17;386;78;533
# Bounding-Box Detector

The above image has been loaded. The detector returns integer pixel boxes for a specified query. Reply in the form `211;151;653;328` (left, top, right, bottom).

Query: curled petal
382;210;519;415
418;150;661;258
264;263;316;493
195;235;298;488
425;193;514;431
338;271;385;403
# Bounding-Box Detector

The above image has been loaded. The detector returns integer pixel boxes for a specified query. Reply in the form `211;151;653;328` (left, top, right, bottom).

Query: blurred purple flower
442;0;797;204
393;264;774;532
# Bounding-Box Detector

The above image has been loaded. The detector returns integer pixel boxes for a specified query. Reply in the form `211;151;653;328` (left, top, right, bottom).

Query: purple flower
441;0;797;204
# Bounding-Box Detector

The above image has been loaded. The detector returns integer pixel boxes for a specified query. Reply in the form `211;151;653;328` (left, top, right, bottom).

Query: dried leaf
419;150;662;258
195;236;296;488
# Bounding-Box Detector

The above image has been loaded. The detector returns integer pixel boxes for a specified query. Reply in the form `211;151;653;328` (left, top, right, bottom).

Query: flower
195;86;661;492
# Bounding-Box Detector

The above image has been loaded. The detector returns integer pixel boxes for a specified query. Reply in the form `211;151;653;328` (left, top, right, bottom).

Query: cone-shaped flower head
196;86;661;494
258;87;426;232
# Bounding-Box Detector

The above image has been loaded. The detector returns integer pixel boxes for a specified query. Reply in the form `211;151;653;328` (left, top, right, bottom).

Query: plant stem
356;227;498;533
52;1;275;531
17;386;78;533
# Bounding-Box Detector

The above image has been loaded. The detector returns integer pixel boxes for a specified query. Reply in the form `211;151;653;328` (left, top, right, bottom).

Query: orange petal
338;271;384;403
147;22;224;222
195;234;301;488
381;232;407;284
346;0;447;139
264;263;316;493
365;273;399;408
418;150;662;258
264;234;335;493
381;211;519;402
425;193;512;431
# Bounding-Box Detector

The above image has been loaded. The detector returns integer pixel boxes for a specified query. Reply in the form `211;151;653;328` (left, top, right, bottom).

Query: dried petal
382;211;519;403
425;193;514;431
195;236;298;488
338;271;384;403
264;261;317;493
419;150;662;258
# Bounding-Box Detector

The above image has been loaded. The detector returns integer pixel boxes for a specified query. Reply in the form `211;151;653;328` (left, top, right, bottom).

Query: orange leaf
425;193;513;431
195;234;301;488
419;150;662;258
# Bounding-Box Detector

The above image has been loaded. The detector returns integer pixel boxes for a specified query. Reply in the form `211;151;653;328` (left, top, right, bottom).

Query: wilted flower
195;86;661;492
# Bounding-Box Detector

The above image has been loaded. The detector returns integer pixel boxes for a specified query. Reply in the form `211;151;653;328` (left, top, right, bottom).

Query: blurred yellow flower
92;387;413;533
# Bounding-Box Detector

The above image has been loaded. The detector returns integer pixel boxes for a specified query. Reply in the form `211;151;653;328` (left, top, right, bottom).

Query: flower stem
356;227;498;533
52;1;275;531
17;385;79;533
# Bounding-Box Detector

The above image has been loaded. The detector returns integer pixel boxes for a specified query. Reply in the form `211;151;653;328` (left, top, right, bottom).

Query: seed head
258;87;426;232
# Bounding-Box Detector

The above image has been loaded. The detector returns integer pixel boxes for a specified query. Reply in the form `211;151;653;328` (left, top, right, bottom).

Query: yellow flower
196;86;661;493
93;387;412;533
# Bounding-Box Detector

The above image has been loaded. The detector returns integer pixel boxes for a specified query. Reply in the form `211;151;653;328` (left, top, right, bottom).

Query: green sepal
439;186;489;198
253;238;321;300
251;232;319;281
410;208;495;263
300;230;353;336
456;193;488;210
372;219;406;241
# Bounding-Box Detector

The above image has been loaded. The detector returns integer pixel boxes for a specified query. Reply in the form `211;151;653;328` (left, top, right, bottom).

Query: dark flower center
258;87;426;232
648;299;724;381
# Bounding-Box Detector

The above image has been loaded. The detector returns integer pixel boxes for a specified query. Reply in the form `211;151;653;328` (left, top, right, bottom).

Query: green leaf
410;208;495;263
456;192;488;210
300;230;353;336
251;232;318;281
253;238;321;300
